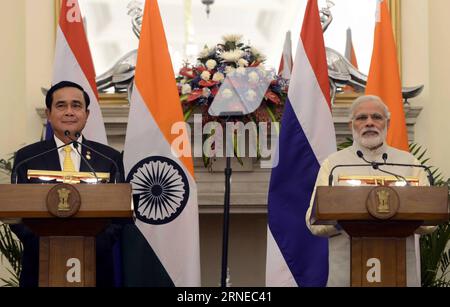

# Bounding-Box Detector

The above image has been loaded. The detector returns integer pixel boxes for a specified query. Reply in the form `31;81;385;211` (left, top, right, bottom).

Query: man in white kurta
305;95;433;287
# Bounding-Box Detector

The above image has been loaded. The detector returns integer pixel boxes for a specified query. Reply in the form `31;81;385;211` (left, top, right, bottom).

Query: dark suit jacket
11;138;126;287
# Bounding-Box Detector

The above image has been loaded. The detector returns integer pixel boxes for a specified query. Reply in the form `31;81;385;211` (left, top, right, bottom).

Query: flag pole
220;154;232;287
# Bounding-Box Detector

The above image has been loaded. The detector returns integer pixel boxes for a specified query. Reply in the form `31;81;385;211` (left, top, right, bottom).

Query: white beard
353;126;387;150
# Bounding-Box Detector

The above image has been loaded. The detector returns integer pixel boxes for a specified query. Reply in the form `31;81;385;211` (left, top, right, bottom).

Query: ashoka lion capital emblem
57;188;71;212
366;187;400;220
376;190;390;214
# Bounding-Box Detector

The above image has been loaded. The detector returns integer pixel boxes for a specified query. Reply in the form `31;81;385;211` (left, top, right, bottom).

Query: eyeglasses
353;113;385;122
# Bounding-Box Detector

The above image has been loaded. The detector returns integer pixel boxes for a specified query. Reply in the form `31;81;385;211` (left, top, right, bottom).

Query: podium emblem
46;183;81;217
57;188;71;211
127;156;190;225
366;186;399;220
376;190;390;213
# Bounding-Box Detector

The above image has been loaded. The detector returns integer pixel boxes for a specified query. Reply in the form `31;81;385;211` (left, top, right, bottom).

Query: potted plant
0;154;22;287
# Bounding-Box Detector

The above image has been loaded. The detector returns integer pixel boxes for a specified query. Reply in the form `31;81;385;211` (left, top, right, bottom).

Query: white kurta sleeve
305;158;340;237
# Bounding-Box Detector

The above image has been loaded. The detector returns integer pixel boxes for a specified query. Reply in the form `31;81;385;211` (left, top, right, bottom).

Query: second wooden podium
0;183;132;287
313;186;448;287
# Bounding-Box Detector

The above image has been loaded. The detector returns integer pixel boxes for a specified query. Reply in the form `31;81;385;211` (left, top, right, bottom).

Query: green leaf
232;132;244;166
265;105;280;135
337;137;353;151
421;158;430;165
409;143;450;287
202;129;215;170
0;224;22;287
417;149;427;161
183;106;194;122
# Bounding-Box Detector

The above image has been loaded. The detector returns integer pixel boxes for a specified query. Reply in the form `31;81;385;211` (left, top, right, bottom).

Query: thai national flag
266;0;336;287
47;0;107;144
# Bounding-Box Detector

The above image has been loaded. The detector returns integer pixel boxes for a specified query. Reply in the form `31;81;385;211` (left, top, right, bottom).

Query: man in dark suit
11;81;125;287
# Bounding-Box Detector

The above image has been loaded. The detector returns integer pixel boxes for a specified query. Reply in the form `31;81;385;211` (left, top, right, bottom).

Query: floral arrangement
176;34;288;126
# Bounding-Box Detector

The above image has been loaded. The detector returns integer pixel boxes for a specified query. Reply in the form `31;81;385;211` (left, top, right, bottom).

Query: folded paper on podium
338;175;419;187
27;169;110;184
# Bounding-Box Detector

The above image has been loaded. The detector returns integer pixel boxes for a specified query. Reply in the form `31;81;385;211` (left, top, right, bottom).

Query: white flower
248;71;260;84
198;47;213;59
236;67;246;75
220;50;245;62
181;84;192;95
180;79;186;85
245;89;257;101
222;34;243;44
202;87;211;98
212;72;224;82
206;59;217;70
225;66;236;75
201;71;211;81
251;47;266;62
238;58;249;67
222;88;233;99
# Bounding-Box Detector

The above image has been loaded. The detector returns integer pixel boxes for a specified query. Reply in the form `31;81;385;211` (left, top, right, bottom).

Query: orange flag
123;0;200;286
366;0;408;151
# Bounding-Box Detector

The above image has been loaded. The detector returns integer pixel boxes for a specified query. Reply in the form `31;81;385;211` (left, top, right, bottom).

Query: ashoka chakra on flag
127;156;190;225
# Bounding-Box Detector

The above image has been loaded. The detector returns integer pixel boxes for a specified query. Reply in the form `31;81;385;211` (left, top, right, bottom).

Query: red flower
265;90;281;104
199;80;218;87
195;66;207;73
187;89;204;102
211;87;219;97
180;67;196;79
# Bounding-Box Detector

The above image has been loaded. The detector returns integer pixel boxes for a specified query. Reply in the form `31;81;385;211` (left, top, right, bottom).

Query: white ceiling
79;0;376;78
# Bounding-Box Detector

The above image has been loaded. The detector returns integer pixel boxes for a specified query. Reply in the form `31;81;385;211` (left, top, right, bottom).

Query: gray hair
348;95;391;121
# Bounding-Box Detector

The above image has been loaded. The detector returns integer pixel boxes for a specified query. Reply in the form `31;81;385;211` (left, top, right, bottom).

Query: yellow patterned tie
63;145;76;172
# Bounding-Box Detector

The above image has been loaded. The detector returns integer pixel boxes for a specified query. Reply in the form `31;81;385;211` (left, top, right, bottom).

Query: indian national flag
51;0;107;144
366;0;408;151
122;0;201;286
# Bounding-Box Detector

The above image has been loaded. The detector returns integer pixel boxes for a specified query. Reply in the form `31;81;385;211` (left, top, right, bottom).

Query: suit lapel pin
86;151;91;160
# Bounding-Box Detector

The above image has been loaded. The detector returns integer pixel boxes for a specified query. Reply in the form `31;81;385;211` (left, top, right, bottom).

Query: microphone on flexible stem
10;141;76;184
356;150;380;170
382;153;388;164
381;152;435;186
65;131;100;184
328;162;375;186
65;131;121;183
356;150;410;186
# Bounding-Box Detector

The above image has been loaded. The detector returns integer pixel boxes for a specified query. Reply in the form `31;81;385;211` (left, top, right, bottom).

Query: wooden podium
0;183;132;287
313;186;449;287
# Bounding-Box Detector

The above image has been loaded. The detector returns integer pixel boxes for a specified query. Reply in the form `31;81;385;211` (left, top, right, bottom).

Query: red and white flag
278;31;293;80
52;0;107;144
266;0;336;287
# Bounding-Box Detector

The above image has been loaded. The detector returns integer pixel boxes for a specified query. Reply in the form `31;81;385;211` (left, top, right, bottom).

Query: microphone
11;141;75;184
356;150;380;169
65;131;121;183
70;137;100;184
381;153;435;186
356;150;410;186
382;153;388;164
328;163;374;186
